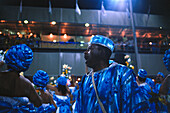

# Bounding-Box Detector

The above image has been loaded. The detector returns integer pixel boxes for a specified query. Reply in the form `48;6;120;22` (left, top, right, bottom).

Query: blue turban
33;70;49;87
89;35;114;52
57;76;67;86
163;49;170;71
5;44;33;72
157;72;165;78
138;69;147;78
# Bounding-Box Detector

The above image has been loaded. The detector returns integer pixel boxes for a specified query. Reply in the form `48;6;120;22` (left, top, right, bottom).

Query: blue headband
163;49;170;71
57;76;67;86
5;44;33;72
157;72;165;78
33;70;49;87
89;35;114;52
138;69;147;78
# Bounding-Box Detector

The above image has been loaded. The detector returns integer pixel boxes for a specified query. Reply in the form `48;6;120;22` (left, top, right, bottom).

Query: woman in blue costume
134;69;152;112
74;35;140;113
0;44;41;112
154;72;165;94
47;76;71;113
33;70;57;112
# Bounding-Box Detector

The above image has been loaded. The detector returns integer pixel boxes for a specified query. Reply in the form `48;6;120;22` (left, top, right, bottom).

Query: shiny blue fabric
146;80;168;113
145;78;155;89
138;69;147;78
57;76;67;86
133;83;152;113
37;104;56;113
157;72;165;78
153;83;161;94
53;95;71;113
163;49;170;71
0;96;36;113
72;87;78;101
33;70;49;87
109;60;116;64
89;35;114;52
74;64;138;113
5;44;33;72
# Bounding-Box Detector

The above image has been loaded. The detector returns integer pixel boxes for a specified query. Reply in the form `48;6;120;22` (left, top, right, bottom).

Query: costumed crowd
0;35;169;113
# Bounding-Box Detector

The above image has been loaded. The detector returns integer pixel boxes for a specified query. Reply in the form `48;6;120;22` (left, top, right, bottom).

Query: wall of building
24;51;169;77
25;51;86;76
0;6;169;28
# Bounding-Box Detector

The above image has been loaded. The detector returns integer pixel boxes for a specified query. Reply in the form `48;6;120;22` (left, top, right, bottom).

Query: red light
0;20;6;23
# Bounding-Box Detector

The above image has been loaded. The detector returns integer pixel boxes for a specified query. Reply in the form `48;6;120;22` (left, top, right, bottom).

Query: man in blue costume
135;69;152;112
74;35;138;113
153;72;168;112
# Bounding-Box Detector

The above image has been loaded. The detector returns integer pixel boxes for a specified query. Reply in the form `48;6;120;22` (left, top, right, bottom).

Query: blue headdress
163;49;170;71
57;76;67;86
157;72;165;78
138;69;147;78
89;35;114;52
5;44;33;72
33;70;49;88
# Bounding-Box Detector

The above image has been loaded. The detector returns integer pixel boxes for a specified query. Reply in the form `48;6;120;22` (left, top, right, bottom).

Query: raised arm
46;84;57;91
39;89;57;109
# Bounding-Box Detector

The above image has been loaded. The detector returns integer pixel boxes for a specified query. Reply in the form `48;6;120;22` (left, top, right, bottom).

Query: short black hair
57;85;68;95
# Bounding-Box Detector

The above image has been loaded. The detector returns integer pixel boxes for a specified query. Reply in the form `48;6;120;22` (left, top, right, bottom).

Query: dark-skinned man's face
155;74;164;83
84;44;102;68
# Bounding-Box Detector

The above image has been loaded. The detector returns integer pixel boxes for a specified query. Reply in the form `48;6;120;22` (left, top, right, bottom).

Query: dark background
1;0;170;16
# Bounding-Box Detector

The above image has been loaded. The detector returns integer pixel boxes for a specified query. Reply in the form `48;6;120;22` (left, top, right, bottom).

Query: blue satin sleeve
115;65;137;113
0;100;36;113
146;78;155;89
153;83;161;94
132;83;154;113
73;75;85;113
36;104;56;113
53;94;71;113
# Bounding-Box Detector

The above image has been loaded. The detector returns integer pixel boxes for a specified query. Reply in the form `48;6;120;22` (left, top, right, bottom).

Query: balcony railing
1;40;169;54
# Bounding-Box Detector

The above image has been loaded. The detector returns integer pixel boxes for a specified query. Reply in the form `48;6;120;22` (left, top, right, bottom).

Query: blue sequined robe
74;63;138;113
0;96;36;113
53;94;71;113
0;96;56;113
146;78;168;113
133;83;152;113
